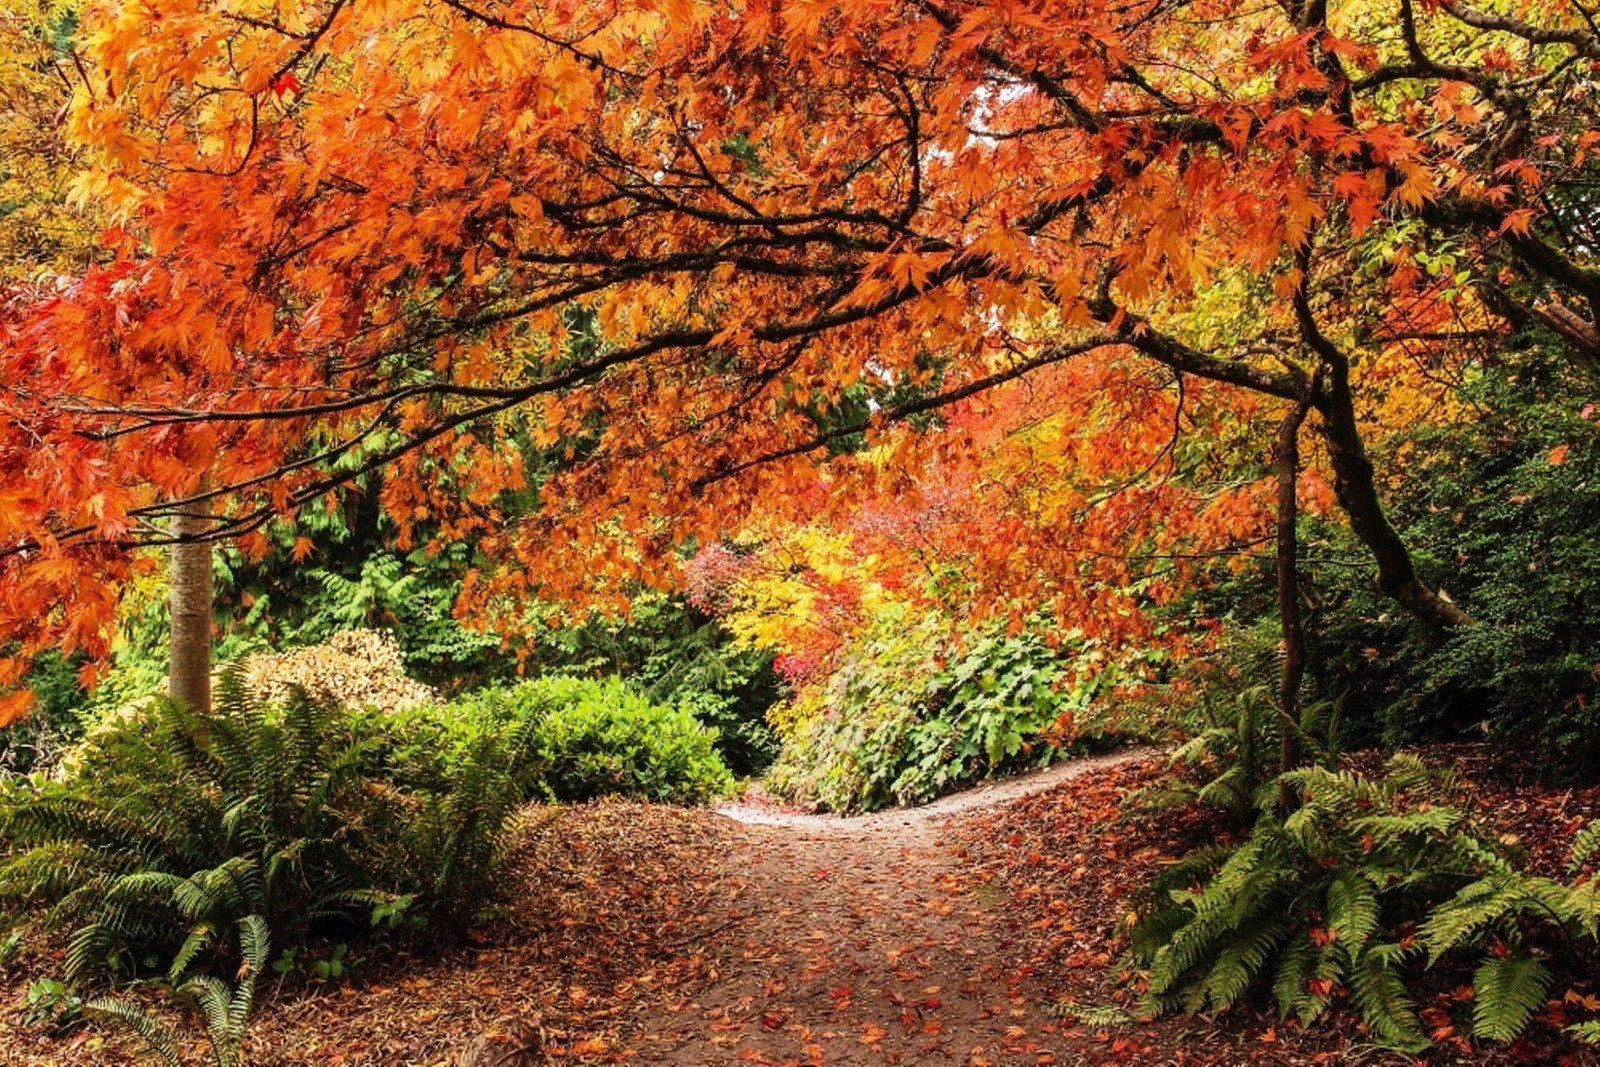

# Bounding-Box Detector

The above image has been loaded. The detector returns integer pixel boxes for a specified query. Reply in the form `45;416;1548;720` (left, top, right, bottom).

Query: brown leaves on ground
6;750;1600;1065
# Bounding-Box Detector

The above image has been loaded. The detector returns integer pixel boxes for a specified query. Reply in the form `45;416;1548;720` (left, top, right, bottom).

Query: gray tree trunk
169;474;213;713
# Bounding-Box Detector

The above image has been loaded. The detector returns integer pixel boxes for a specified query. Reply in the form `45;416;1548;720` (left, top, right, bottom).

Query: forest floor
5;747;1599;1066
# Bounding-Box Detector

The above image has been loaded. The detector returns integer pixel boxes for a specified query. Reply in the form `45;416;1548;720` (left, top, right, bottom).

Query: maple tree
1;0;1597;718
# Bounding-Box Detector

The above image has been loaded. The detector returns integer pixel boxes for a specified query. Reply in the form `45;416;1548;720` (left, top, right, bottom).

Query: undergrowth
1129;755;1600;1052
764;606;1124;812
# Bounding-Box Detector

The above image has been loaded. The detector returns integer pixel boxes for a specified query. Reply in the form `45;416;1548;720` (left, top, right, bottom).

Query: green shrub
447;675;732;804
1178;349;1600;771
1126;625;1342;826
764;606;1111;812
1170;347;1600;774
0;651;90;777
0;674;537;987
1299;393;1600;764
528;595;783;776
1129;756;1600;1051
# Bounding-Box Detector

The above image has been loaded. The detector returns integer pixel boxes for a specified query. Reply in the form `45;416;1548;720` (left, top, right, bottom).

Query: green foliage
22;975;83;1027
86;914;269;1067
1470;955;1550;1044
0;651;89;776
445;675;733;804
765;607;1111;812
216;543;514;691
1179;345;1600;774
1294;352;1600;768
1571;1020;1600;1044
0;928;20;968
92;466;522;710
0;674;538;986
529;595;782;776
1130;759;1600;1051
1166;689;1340;826
1149;628;1341;825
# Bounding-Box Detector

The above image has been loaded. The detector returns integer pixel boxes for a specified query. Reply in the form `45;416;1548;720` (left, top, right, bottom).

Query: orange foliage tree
688;353;1337;677
1;0;1596;717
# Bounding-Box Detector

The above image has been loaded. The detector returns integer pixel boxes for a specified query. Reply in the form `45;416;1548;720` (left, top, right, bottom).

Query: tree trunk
1276;401;1310;813
169;474;214;713
1314;358;1472;632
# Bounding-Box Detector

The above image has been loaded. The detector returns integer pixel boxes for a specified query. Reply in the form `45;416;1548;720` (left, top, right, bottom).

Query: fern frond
1540;877;1600;940
1472;954;1551;1043
1569;820;1600;875
1347;942;1428;1052
1350;807;1462;848
1270;932;1318;1021
66;922;126;987
1198;910;1290;1010
84;997;185;1067
1420;875;1525;963
223;916;270;1065
181;974;233;1047
1326;870;1381;953
172;857;261;926
1146;910;1230;999
168;922;216;984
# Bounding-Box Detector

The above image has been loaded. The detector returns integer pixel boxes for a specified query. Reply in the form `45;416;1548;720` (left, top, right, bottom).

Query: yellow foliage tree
0;0;96;282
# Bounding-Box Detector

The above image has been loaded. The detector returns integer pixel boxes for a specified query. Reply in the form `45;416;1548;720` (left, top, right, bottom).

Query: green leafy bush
1176;348;1600;774
1129;756;1600;1051
1193;352;1599;772
765;606;1107;812
528;595;782;776
446;675;732;803
0;675;537;987
1127;625;1341;826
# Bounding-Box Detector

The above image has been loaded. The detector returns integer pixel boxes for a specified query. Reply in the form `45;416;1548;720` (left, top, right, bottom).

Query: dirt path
714;749;1160;830
619;751;1159;1065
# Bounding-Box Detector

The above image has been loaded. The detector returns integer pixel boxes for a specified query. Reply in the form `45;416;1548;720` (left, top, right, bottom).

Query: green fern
1472;954;1551;1043
1126;755;1593;1052
0;673;534;986
1347;942;1427;1052
1270;933;1320;1022
1420;874;1528;964
82;997;186;1067
1569;820;1600;875
86;914;269;1067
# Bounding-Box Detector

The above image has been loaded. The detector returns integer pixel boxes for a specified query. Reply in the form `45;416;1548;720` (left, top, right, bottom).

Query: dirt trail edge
714;748;1162;830
623;749;1161;1065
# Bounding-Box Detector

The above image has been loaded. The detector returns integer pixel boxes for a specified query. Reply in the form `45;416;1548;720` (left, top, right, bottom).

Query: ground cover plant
762;606;1106;811
439;674;733;804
